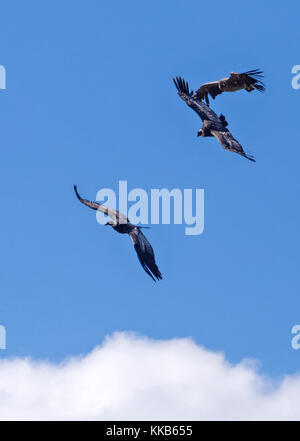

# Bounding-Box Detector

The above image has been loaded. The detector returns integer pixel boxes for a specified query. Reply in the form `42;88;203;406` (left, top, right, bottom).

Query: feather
210;130;255;162
74;185;129;224
173;76;221;123
129;228;162;281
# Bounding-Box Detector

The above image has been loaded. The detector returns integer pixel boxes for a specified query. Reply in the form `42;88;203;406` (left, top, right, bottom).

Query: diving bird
173;76;255;162
74;185;162;281
196;69;265;105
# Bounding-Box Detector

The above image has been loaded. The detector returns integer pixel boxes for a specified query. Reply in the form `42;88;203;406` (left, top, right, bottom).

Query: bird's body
110;222;134;234
196;69;265;105
173;76;255;162
74;186;162;281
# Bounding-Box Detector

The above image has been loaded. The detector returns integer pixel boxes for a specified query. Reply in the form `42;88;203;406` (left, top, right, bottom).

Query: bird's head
197;129;203;137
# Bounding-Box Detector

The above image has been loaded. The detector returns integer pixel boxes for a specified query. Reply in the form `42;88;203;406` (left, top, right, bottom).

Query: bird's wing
228;70;265;91
129;228;162;282
226;72;244;86
173;76;220;122
210;129;256;162
196;81;223;101
74;185;129;223
241;69;266;91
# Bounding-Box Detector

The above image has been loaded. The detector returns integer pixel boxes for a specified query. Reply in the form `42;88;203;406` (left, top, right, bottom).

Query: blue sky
0;0;299;380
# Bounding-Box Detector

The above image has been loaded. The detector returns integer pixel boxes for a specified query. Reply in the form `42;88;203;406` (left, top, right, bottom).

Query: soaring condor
173;76;255;162
196;69;265;105
74;185;162;282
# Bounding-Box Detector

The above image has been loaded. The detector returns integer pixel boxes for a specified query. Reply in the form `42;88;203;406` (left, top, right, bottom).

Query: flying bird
196;69;265;105
173;76;255;162
74;185;162;281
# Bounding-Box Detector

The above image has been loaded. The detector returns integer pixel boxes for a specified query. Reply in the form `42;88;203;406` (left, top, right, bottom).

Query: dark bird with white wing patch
74;185;162;282
173;76;255;162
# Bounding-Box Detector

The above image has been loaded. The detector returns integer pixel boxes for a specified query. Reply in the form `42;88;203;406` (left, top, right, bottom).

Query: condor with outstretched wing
173;77;255;162
196;69;265;105
74;185;162;281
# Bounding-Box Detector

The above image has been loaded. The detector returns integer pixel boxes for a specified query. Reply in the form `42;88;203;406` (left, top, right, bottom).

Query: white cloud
0;332;300;420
